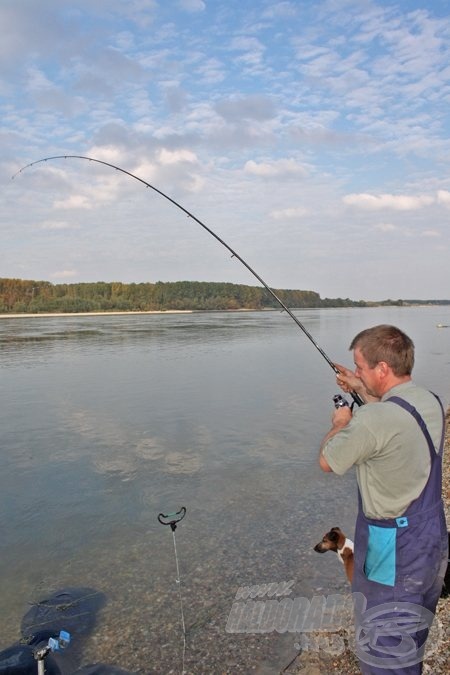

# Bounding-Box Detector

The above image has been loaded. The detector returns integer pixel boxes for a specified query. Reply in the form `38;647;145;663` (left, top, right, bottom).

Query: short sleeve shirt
322;382;443;519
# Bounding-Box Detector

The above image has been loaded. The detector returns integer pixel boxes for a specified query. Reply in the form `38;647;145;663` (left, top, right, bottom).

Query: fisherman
319;324;448;674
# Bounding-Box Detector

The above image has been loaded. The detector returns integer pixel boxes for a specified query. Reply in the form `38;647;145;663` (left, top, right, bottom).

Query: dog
314;528;450;596
314;526;354;583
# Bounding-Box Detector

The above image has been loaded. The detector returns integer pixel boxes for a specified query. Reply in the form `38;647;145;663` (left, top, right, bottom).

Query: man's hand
334;362;362;393
332;405;352;429
334;362;380;403
319;405;352;472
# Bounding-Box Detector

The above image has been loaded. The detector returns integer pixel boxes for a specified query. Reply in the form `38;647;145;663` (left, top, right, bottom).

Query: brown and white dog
314;526;354;583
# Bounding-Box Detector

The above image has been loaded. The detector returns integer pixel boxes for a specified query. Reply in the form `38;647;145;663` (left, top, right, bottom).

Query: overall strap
387;394;445;460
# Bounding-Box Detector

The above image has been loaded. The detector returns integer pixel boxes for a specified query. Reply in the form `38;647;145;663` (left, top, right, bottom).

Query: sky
2;0;450;301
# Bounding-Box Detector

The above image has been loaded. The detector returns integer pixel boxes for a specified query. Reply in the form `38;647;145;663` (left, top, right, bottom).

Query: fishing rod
13;154;364;407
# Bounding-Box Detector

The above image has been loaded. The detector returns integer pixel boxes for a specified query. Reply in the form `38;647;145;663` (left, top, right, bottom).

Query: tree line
0;278;374;313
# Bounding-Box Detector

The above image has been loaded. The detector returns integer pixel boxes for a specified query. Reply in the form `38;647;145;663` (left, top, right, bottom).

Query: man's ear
377;361;389;377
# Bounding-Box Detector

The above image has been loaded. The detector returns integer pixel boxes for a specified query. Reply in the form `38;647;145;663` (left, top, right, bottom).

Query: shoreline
0;310;195;319
0;308;278;319
0;305;448;320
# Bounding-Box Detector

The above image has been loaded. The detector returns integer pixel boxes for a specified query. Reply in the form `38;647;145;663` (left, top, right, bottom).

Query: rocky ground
285;408;450;675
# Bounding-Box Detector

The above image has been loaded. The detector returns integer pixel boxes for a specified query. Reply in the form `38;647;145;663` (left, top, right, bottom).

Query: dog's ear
329;528;340;543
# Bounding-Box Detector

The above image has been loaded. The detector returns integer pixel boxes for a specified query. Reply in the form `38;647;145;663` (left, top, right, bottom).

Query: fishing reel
333;393;350;408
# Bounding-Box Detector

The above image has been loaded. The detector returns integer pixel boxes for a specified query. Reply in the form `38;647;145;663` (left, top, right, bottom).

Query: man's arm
319;406;352;472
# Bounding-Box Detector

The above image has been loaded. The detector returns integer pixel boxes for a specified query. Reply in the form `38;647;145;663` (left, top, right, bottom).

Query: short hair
349;324;414;376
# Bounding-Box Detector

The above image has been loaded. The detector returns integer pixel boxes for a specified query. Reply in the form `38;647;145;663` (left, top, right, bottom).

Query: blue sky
2;0;450;301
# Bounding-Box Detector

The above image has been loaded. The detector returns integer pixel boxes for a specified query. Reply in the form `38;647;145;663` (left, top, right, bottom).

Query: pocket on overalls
365;525;397;586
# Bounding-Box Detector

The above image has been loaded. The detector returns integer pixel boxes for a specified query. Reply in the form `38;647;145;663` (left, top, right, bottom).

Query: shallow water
0;306;449;673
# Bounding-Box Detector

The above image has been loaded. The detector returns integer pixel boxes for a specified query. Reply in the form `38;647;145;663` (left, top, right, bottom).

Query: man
319;324;448;674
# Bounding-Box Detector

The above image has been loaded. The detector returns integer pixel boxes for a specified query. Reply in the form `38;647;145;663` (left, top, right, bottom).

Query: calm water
0;306;449;673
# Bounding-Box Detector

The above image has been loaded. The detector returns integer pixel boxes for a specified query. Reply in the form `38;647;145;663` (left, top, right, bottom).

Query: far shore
0;310;195;319
0;308;279;319
0;305;447;320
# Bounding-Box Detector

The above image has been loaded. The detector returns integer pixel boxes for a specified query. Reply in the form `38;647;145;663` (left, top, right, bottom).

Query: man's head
349;325;414;396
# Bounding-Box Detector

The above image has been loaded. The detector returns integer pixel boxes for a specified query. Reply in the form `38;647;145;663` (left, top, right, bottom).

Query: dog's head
313;526;345;554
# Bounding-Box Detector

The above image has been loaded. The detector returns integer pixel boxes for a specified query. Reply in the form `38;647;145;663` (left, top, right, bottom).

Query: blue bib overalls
352;395;448;674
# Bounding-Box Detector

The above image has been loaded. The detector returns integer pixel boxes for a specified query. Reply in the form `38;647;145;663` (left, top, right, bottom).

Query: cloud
244;158;308;178
158;148;197;165
50;269;77;279
26;65;54;92
131;159;157;181
195;57;226;84
228;36;266;71
40;220;75;230
270;207;308;220
164;86;188;114
375;222;397;232
178;0;205;11
86;145;125;163
437;190;450;207
53;195;93;210
343;193;434;210
262;2;297;19
215;95;276;122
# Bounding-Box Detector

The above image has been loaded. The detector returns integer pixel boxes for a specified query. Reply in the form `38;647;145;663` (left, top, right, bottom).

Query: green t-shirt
322;382;443;519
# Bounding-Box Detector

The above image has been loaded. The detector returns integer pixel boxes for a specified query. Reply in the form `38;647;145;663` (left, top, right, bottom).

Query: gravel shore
285;408;450;675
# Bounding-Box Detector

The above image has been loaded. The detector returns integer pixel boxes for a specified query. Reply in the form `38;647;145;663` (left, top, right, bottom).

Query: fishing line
13;154;364;407
158;507;187;675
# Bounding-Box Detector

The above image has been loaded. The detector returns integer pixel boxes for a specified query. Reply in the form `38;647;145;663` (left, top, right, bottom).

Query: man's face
353;346;381;397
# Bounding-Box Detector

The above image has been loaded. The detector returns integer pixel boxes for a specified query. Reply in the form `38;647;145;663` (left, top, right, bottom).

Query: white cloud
158;148;197;165
132;159;157;181
270;207;308;220
244;158;308;178
178;0;205;12
87;146;126;164
50;269;77;279
343;193;434;210
53;195;93;210
437;190;450;206
374;222;397;232
229;36;265;53
40;220;74;230
262;2;297;19
181;173;205;193
215;95;276;122
195;57;226;84
26;66;54;92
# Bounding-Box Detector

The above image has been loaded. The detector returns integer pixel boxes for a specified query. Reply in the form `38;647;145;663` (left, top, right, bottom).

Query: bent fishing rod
13;154;364;407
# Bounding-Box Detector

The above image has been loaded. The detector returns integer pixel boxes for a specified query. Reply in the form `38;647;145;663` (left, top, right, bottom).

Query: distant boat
436;323;449;328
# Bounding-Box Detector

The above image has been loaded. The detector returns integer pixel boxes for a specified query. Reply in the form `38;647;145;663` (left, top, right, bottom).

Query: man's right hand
334;362;380;403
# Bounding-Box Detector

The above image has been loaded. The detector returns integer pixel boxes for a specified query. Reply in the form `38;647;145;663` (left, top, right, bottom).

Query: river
0;306;449;673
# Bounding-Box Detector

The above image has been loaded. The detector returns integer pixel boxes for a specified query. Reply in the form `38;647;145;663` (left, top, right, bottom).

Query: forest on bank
0;278;442;314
